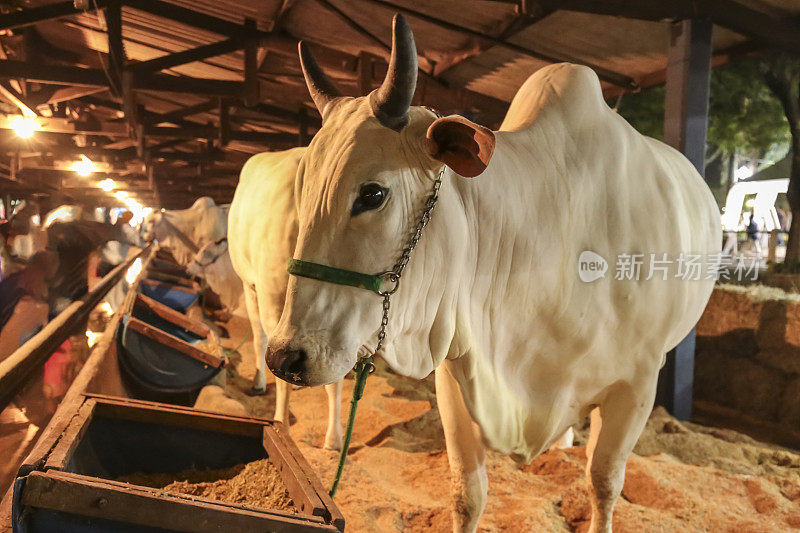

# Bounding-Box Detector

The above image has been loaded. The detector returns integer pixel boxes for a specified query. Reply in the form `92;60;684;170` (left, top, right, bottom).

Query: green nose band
287;258;394;295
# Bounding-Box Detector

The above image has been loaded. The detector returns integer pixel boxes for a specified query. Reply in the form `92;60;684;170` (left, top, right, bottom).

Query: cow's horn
369;13;418;131
299;41;342;117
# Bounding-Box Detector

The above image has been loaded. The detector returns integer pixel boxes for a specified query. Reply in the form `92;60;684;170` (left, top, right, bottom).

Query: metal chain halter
372;166;444;356
320;165;445;497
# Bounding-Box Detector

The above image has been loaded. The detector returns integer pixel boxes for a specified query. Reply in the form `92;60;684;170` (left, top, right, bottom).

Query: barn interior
2;1;800;532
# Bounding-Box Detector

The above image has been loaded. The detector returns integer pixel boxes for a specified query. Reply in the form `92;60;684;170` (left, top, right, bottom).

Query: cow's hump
499;63;607;133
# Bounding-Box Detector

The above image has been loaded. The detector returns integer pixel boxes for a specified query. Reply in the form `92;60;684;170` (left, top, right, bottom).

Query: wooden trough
2;246;345;532
11;395;343;532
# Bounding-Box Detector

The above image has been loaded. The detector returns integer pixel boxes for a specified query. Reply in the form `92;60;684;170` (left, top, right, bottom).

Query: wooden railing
0;245;151;411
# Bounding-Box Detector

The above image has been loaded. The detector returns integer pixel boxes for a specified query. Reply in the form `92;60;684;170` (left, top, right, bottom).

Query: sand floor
213;316;800;532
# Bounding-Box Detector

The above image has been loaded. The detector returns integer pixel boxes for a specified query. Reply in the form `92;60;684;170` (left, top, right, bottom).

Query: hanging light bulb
98;178;116;191
10;116;40;138
71;155;95;177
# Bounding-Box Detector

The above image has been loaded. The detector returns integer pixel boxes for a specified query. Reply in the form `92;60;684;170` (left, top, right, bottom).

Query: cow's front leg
549;426;574;451
243;285;268;395
323;381;343;450
585;376;657;533
274;379;291;424
436;360;487;533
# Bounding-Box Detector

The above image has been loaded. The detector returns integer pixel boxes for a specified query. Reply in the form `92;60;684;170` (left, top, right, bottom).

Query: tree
761;53;800;265
617;57;792;244
617;59;789;179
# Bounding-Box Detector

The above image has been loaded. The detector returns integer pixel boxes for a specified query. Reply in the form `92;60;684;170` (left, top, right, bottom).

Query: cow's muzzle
267;347;309;386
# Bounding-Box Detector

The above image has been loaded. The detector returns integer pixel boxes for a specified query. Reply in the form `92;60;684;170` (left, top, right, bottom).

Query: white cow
142;197;228;265
186;239;245;315
228;148;343;450
266;15;719;532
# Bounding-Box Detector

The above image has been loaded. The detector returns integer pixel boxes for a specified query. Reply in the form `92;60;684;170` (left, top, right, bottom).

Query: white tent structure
721;178;788;231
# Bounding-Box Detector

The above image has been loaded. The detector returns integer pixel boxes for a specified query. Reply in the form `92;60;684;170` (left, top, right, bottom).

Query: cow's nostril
280;349;307;379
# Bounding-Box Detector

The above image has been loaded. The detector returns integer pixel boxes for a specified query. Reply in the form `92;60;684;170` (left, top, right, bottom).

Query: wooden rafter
364;0;636;89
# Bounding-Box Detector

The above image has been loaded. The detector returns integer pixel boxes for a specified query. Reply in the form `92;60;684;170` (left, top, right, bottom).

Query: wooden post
357;51;372;95
298;107;308;146
657;19;712;421
243;18;259;107
768;229;778;263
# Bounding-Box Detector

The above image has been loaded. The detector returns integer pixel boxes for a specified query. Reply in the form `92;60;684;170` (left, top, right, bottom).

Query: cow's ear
425;115;495;178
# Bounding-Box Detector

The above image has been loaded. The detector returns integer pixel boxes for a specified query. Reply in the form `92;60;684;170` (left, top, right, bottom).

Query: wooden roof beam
365;0;637;90
260;34;510;121
128;34;262;73
545;0;800;56
0;60;244;97
0;1;109;32
125;0;268;38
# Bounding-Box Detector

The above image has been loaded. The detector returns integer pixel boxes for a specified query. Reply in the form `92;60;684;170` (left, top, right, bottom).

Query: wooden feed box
12;395;344;532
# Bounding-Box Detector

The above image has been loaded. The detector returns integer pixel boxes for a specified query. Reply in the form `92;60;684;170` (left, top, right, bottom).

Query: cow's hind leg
243;285;268;395
436;360;487;533
585;378;656;533
323;381;343;450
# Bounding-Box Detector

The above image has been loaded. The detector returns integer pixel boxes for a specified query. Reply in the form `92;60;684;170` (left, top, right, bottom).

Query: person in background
0;251;59;331
746;214;763;259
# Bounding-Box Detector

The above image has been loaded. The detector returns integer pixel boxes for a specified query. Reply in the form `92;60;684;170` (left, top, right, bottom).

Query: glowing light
98;178;116;192
735;165;754;181
31;215;40;226
85;330;103;348
115;191;129;201
745;199;755;208
123;198;150;227
71;155;96;177
10;116;39;138
125;257;142;284
99;302;113;316
44;206;74;227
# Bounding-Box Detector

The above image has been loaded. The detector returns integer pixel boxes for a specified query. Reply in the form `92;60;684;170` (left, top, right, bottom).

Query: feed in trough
118;458;296;513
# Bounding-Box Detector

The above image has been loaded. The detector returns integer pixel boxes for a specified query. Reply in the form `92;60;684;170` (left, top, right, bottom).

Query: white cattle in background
186;238;245;316
228;147;343;450
142;197;228;265
267;16;720;533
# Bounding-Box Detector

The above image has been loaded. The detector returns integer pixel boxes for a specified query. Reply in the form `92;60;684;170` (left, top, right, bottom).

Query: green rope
224;329;251;358
329;355;373;497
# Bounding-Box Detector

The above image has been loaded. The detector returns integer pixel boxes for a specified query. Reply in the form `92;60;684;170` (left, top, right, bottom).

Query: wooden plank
134;293;210;337
125;316;224;369
43;400;96;471
273;422;345;531
262;425;326;519
86;395;266;438
21;471;338;533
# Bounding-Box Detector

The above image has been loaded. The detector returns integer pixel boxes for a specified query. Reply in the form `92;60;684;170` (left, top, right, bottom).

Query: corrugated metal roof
2;0;797;207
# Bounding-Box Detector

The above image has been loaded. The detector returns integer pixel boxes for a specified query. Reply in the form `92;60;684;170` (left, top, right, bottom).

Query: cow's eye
351;183;388;216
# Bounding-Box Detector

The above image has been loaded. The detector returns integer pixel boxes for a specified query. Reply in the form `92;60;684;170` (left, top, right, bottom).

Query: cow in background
229;148;343;450
186;238;245;316
141;197;228;265
266;15;720;532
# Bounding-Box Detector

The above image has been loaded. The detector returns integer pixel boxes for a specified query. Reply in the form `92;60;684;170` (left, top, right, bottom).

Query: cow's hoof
323;438;343;451
246;386;267;396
